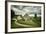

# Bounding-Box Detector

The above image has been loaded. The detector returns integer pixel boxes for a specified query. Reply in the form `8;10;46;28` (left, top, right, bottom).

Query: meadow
11;15;41;28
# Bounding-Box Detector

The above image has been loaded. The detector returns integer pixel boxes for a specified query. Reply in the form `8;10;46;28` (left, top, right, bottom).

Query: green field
11;15;41;29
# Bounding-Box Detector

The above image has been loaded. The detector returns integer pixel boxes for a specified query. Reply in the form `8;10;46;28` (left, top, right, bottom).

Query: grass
11;16;41;29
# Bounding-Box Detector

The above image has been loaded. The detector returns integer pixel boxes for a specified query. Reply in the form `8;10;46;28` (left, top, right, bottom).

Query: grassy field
11;16;41;29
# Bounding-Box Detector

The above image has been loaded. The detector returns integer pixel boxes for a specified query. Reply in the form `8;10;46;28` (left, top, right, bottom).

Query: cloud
11;5;41;16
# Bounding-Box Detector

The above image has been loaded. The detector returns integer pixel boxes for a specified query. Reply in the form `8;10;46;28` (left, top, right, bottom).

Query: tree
34;13;37;18
11;10;15;18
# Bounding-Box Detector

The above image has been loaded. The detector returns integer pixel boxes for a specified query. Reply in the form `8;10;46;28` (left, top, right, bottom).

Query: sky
11;5;41;16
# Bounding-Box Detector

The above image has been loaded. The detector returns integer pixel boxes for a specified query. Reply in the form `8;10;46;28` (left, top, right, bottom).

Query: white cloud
11;5;41;16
